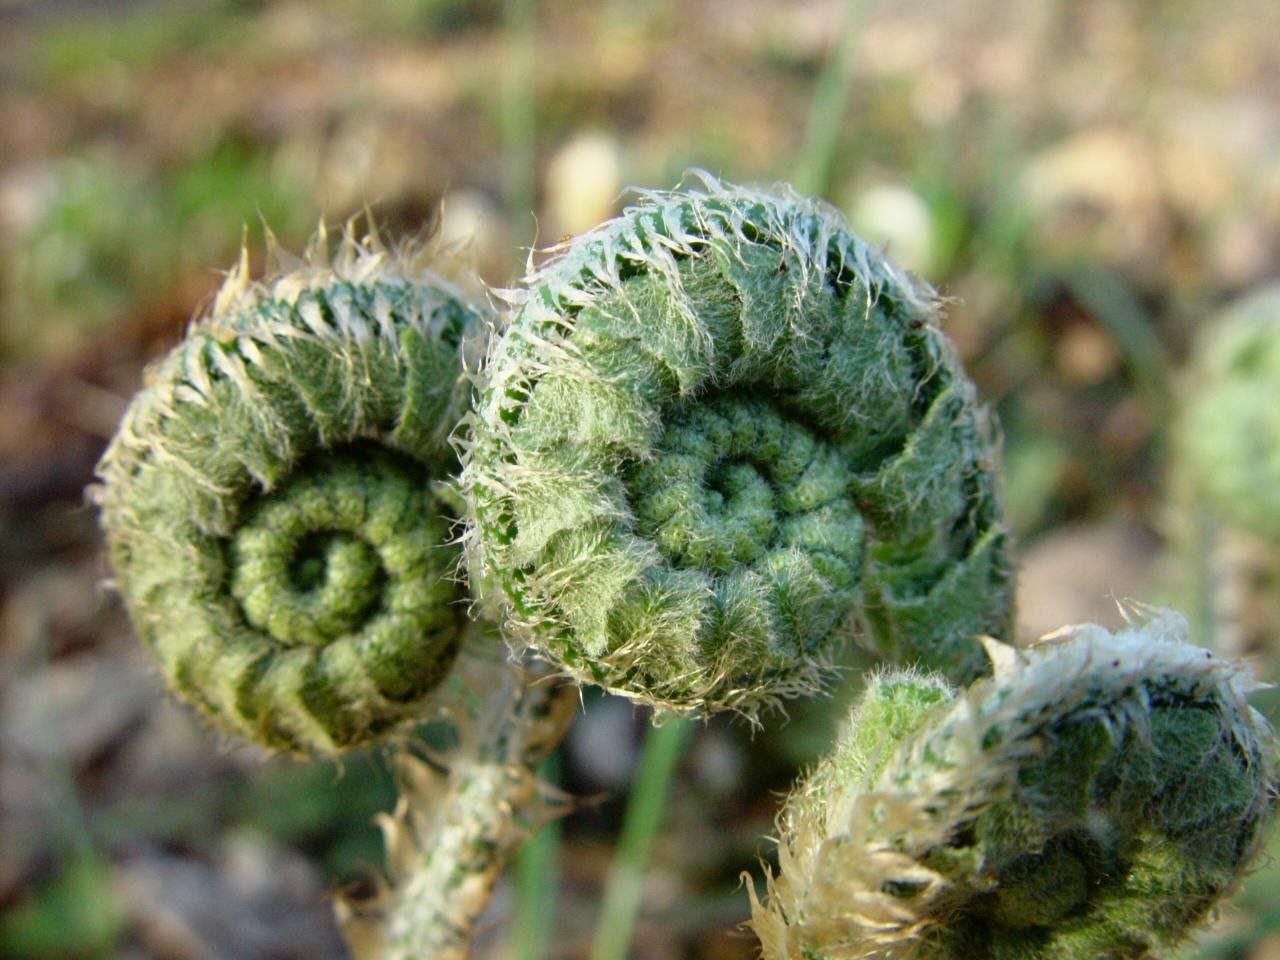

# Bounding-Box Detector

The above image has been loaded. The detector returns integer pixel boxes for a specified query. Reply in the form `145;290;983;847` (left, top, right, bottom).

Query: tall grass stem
588;717;693;960
794;0;873;196
511;755;562;960
502;0;537;273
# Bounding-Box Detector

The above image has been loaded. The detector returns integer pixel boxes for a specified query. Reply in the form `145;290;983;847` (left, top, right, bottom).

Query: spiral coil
95;228;487;754
462;175;1013;714
1181;284;1280;542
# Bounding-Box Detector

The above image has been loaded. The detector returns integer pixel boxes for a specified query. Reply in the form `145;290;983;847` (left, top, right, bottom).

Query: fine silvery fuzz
1180;284;1280;543
461;175;1012;715
95;225;488;755
750;607;1279;960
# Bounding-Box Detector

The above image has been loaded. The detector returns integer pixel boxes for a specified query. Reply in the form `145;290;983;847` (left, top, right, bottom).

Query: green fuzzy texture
95;235;486;755
1181;284;1280;542
462;176;1012;714
752;609;1279;960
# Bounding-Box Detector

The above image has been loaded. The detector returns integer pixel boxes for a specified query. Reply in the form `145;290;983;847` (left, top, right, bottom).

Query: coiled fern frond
95;225;489;755
1181;284;1280;543
461;175;1012;715
750;607;1279;960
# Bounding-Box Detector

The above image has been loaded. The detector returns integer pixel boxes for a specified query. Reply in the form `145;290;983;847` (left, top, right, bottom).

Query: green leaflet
752;609;1280;960
95;232;488;754
462;176;1013;714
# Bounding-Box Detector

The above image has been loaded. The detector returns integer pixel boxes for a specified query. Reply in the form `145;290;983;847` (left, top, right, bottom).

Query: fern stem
341;647;576;960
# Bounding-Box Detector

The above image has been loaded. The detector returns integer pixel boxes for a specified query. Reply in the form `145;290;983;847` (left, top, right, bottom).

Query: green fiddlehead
750;607;1279;960
1180;284;1280;544
1172;284;1280;657
461;175;1012;714
95;227;487;755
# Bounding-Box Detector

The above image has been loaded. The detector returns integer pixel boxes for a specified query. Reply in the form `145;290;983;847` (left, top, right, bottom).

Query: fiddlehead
750;607;1279;960
1174;284;1280;656
461;174;1012;715
1180;284;1280;544
95;226;487;755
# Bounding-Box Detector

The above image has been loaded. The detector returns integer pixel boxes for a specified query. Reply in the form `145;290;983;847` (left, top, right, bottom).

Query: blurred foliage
2;136;308;362
359;0;502;36
0;855;123;960
238;754;396;879
31;1;258;84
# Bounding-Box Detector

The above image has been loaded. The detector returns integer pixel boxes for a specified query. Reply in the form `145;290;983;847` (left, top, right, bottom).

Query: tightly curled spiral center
630;395;857;575
229;456;442;648
287;532;379;595
985;833;1101;928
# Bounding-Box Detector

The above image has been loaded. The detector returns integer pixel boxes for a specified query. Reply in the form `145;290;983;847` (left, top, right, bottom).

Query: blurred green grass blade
503;0;538;270
502;5;551;944
1061;265;1172;427
0;854;123;959
794;0;874;196
511;755;562;960
589;717;693;960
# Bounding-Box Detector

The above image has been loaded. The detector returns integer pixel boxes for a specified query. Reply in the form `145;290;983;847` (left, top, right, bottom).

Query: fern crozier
751;607;1280;960
95;225;488;754
461;174;1012;715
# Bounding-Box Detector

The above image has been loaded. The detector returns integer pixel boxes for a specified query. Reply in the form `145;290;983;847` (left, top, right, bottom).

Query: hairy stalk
462;174;1013;715
750;607;1279;960
338;643;577;960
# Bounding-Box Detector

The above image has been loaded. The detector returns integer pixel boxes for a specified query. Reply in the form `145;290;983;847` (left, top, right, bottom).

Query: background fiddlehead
1180;285;1280;546
750;607;1279;960
94;226;486;755
1172;285;1280;659
461;175;1013;715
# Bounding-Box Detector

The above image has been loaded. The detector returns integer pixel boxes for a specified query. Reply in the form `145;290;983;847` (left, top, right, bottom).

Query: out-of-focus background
1;1;1278;958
